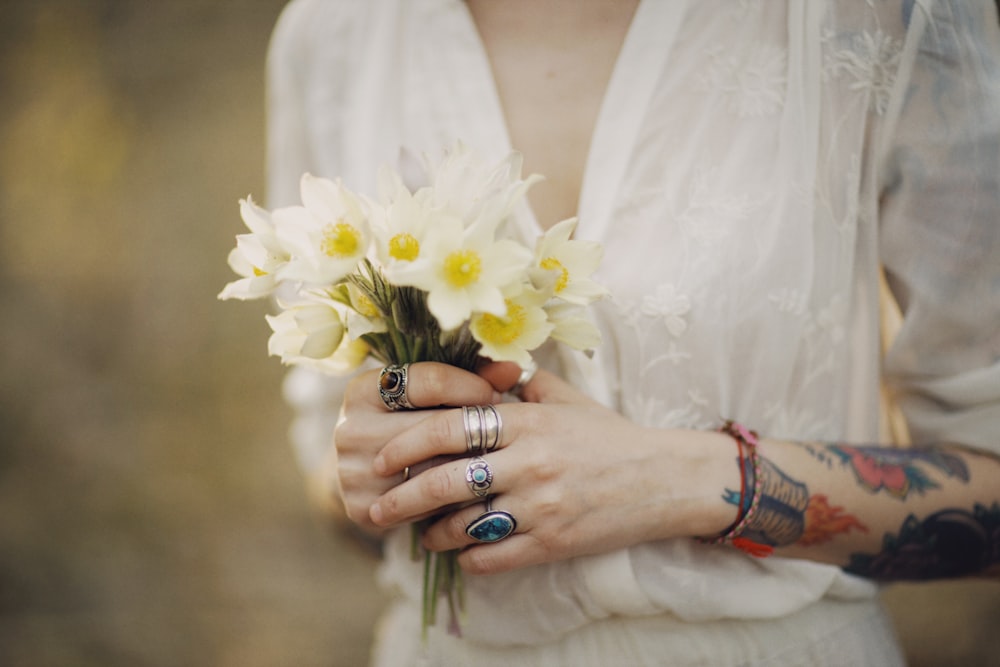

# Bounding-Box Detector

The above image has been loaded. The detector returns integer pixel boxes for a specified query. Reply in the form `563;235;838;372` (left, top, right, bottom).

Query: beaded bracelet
697;421;773;558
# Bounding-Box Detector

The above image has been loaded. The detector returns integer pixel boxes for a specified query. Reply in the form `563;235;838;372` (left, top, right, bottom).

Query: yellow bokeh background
0;2;995;666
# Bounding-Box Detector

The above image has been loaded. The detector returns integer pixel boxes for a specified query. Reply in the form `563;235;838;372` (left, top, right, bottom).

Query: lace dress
267;1;1000;664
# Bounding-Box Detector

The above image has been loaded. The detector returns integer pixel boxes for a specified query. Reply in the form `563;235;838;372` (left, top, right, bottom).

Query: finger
374;403;525;475
375;361;502;411
369;452;511;527
421;497;548;575
458;535;551;575
476;360;522;393
518;368;599;406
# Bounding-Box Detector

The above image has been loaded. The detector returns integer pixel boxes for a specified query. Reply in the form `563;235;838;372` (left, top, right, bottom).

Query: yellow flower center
353;291;379;318
252;266;268;277
540;257;569;293
321;221;362;258
443;249;482;288
389;233;420;261
475;301;525;345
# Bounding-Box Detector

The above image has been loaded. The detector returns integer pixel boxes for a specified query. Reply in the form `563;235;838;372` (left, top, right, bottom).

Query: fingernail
369;503;383;525
373;454;386;475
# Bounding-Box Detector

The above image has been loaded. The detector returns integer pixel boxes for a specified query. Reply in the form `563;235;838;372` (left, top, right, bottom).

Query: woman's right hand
333;361;504;534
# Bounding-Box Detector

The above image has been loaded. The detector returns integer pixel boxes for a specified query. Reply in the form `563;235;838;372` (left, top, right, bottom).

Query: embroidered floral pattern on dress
675;166;756;246
702;44;787;117
626;387;713;431
640;284;691;337
823;28;903;115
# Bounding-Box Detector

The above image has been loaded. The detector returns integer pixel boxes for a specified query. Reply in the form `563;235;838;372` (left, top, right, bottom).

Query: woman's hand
368;366;739;574
333;362;503;534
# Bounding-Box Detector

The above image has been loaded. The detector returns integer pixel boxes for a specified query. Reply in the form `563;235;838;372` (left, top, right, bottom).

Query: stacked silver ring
462;405;502;454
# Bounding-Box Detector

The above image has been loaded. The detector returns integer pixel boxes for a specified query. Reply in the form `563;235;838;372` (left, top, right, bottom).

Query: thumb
478;361;598;406
476;361;522;393
519;369;599;406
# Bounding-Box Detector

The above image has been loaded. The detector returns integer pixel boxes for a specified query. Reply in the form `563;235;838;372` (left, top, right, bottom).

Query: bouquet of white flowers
219;142;607;634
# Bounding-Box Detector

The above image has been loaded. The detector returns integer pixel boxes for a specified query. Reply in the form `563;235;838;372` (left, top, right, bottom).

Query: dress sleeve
878;0;1000;453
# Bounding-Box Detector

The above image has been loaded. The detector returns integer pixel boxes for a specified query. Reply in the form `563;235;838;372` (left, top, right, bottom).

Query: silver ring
511;359;537;398
465;497;517;543
378;364;413;411
481;405;502;452
402;466;411;483
465;456;493;497
463;405;485;454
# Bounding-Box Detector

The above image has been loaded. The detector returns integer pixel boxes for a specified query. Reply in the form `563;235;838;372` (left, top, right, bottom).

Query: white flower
273;174;371;286
388;216;532;331
265;294;368;374
544;302;602;352
531;218;608;305
423;142;542;231
343;283;388;339
218;196;289;300
640;284;691;337
470;287;554;366
370;166;438;268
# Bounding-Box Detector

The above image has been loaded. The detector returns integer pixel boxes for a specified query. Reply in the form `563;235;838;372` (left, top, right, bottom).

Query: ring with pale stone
465;497;517;543
511;359;537;398
465;456;493;497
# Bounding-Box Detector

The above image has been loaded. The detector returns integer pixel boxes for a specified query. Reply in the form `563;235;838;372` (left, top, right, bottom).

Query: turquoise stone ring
465;456;493;497
466;508;517;543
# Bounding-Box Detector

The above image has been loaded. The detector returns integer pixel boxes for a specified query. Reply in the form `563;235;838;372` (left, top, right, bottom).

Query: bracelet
697;420;773;558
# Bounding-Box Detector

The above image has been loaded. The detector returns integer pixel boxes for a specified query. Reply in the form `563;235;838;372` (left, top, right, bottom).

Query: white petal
239;196;274;235
300;323;345;359
428;287;473;331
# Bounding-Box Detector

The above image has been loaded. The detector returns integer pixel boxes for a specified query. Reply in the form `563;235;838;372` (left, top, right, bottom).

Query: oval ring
465;497;517;543
378;364;413;411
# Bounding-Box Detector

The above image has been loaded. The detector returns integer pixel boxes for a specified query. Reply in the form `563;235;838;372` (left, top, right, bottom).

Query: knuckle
419;364;448;400
424;468;455;502
427;412;458;450
462;547;503;575
445;512;471;541
343;372;374;409
333;420;361;450
523;446;560;483
342;498;369;524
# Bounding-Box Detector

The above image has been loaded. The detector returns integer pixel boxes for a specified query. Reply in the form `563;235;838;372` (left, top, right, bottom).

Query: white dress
267;1;1000;664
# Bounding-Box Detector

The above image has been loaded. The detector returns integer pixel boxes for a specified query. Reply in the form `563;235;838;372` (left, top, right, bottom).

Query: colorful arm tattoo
845;504;1000;579
723;456;868;549
720;443;999;579
825;445;969;499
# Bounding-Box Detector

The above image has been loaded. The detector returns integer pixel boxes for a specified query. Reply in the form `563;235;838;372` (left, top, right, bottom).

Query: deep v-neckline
453;0;688;241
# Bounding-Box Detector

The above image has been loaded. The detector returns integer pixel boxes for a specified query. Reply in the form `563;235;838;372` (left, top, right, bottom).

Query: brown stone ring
378;364;414;411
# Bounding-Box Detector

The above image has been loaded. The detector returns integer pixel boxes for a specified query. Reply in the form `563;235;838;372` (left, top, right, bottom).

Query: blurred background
0;2;997;666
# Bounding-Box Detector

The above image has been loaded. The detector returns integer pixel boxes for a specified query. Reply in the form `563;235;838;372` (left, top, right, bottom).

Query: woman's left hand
368;366;737;574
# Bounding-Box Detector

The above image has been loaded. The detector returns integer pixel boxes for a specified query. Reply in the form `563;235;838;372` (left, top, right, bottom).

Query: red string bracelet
697;421;773;558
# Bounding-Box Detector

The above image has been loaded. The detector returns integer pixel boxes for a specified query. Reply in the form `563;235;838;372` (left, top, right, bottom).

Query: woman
267;0;1000;664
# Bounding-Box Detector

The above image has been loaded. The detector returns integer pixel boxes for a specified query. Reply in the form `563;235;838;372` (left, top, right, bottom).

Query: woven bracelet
697;421;773;558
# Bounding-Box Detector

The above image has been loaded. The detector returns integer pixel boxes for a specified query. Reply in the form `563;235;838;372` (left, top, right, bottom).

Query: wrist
661;428;743;539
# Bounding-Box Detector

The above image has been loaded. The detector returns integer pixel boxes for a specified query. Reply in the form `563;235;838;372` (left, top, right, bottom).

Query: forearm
707;432;1000;580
